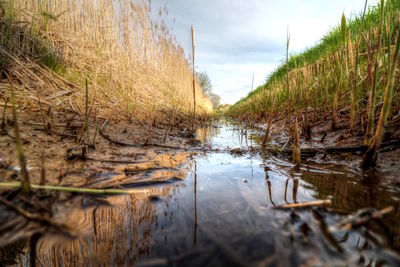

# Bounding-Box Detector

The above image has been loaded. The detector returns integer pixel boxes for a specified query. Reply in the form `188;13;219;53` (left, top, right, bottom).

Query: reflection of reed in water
264;166;299;207
263;165;400;265
283;178;298;204
24;186;177;266
194;161;197;246
196;125;220;143
264;167;275;206
301;171;400;250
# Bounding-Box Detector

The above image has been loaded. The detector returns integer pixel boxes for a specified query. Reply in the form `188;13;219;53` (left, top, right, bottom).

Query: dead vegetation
0;98;208;265
0;2;214;260
0;0;213;125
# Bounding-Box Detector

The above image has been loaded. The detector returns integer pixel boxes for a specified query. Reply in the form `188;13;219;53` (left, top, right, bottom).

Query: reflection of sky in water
22;121;400;266
141;122;400;266
191;152;315;209
196;122;259;149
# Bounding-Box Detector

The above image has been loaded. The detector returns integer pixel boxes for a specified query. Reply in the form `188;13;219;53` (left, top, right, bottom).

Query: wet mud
1;114;400;266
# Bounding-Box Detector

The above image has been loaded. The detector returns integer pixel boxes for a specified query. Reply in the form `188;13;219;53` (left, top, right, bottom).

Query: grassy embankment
0;0;213;123
228;0;400;166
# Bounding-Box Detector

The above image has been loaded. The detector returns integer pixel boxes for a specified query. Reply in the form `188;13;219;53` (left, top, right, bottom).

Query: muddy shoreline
236;106;400;179
0;107;212;263
1;109;400;266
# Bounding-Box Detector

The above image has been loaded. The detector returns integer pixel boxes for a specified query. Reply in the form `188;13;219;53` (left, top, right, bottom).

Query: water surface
16;121;400;266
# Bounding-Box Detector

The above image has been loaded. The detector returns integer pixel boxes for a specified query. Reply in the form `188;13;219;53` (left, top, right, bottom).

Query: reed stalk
1;98;8;133
331;13;347;131
292;115;301;164
91;124;99;148
39;150;46;185
85;77;89;141
191;25;196;119
261;111;272;147
286;27;290;116
364;0;385;146
10;84;30;194
385;0;391;72
362;29;400;168
348;32;354;131
331;92;338;130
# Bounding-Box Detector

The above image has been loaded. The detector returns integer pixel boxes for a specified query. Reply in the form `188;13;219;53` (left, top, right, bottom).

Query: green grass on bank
228;0;400;119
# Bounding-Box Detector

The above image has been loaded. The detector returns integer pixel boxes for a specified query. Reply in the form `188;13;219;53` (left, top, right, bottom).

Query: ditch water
15;121;400;266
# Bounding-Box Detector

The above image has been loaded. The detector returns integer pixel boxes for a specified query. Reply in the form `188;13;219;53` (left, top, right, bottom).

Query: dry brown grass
0;0;213;122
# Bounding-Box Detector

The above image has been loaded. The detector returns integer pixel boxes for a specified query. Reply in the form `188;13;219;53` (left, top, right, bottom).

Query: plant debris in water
2;0;400;266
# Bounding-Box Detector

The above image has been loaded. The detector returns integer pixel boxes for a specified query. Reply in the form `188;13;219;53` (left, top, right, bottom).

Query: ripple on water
14;121;400;266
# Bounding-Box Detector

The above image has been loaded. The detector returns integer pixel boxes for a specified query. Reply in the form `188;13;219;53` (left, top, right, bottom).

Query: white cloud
153;0;379;104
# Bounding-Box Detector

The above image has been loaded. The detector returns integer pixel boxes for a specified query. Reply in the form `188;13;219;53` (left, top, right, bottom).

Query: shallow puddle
10;121;400;266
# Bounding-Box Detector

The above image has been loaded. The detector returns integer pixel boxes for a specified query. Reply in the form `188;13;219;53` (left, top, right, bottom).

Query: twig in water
0;181;165;195
330;206;394;231
274;199;332;209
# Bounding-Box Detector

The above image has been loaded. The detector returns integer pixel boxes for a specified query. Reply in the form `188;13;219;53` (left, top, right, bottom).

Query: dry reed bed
1;0;212;122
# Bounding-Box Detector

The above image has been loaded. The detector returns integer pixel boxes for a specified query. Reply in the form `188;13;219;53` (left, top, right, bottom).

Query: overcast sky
152;0;379;104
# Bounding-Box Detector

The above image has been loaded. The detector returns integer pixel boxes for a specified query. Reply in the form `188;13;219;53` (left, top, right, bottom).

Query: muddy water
14;121;400;266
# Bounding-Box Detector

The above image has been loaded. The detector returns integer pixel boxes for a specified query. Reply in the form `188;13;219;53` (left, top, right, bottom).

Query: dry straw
2;0;213;121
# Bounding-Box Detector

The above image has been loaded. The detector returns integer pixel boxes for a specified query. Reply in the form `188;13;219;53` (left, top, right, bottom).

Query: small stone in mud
230;147;243;155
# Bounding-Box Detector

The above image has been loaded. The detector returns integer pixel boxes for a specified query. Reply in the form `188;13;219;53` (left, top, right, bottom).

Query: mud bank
1;118;400;266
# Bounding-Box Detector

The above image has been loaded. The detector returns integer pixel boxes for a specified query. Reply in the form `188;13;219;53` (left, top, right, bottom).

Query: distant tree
197;71;212;95
197;71;220;108
209;93;221;108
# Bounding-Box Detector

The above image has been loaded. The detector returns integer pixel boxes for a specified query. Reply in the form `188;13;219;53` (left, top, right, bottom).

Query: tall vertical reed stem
352;0;368;132
1;98;8;132
332;13;347;131
10;84;30;193
292;116;301;164
191;25;196;119
85;77;89;141
261;111;272;147
362;29;400;167
385;0;391;71
365;0;385;145
286;27;290;118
